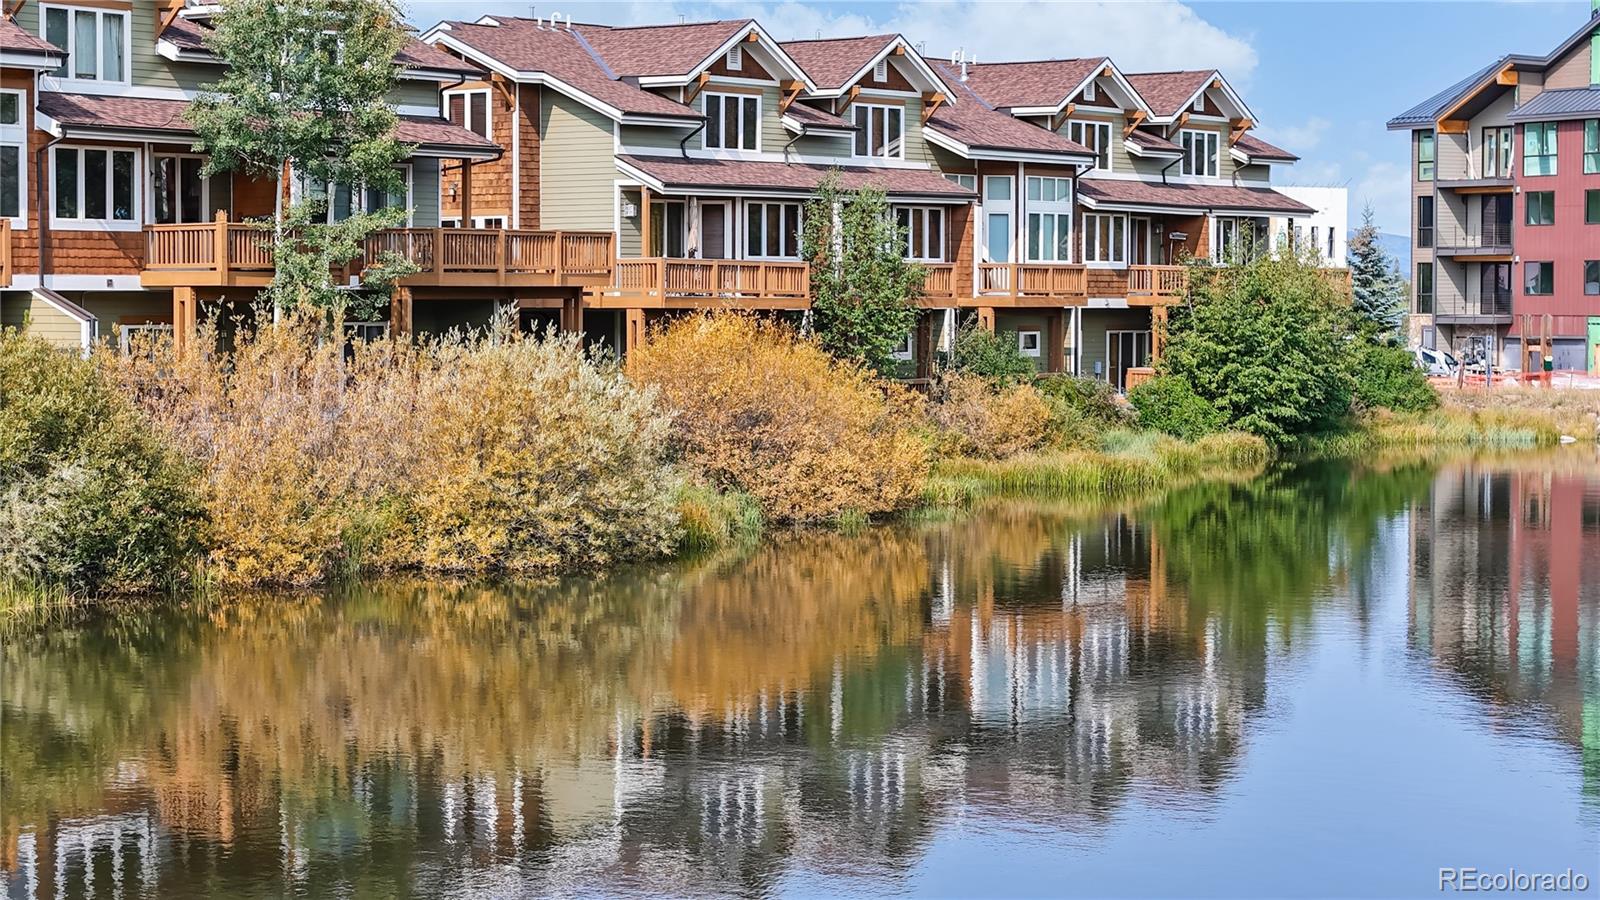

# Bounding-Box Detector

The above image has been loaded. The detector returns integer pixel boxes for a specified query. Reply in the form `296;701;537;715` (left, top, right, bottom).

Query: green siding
388;80;442;111
539;91;617;231
618;187;643;258
1;291;84;350
793;133;852;158
994;311;1051;373
410;157;439;226
620;124;691;153
1078;308;1151;382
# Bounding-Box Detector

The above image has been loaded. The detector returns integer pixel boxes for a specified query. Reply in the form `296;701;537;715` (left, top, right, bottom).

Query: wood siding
442;81;514;221
3;68;41;274
517;84;541;228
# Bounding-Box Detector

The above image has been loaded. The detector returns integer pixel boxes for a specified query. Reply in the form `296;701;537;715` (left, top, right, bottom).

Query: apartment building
1389;6;1600;371
2;4;1314;390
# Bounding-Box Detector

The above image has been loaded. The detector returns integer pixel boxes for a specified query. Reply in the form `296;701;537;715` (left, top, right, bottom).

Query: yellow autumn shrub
928;372;1052;459
627;314;929;523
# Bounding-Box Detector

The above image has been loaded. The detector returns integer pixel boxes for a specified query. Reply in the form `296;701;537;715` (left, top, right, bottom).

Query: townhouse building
3;4;1316;391
1389;6;1600;372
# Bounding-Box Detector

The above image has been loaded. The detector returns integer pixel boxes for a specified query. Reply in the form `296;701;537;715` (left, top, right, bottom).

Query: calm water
3;455;1599;899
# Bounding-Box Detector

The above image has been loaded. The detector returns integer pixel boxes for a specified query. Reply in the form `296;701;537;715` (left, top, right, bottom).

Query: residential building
1273;185;1348;269
1388;6;1600;371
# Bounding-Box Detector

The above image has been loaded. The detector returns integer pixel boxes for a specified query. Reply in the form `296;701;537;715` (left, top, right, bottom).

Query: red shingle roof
436;19;700;120
1124;71;1213;118
572;19;753;78
1126;128;1182;155
1078;177;1313;214
959;58;1106;110
0;15;64;59
784;102;853;131
926;60;1094;159
617;154;975;199
779;35;897;91
158;15;483;77
1233;132;1298;162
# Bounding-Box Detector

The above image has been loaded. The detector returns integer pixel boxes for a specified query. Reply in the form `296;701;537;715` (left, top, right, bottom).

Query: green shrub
0;329;202;593
1129;374;1227;440
1351;342;1439;413
1036;375;1132;446
949;320;1036;382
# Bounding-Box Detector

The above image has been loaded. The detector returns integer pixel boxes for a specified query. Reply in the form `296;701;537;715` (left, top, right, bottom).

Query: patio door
1106;330;1151;393
982;176;1014;263
1130;217;1152;265
699;201;732;259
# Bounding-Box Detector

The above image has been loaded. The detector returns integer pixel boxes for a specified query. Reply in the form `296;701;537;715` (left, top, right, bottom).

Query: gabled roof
156;15;484;78
0;16;65;67
1232;132;1298;163
778;34;951;98
1506;86;1600;122
616;154;976;201
1385;59;1507;130
1078;177;1313;215
571;18;814;89
960;57;1108;110
924;60;1095;162
1124;70;1213;118
426;18;701;123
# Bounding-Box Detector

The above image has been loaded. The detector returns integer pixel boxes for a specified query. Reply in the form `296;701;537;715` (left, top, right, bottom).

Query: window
1327;226;1334;259
649;200;686;257
1415;262;1433;314
945;173;976;191
52;146;136;228
1588;189;1600;225
1416;196;1434;248
1025;176;1072;262
119;323;173;357
1481;125;1513;178
1586;120;1599;175
1524;261;1553;295
891;332;912;361
984;175;1012;262
345;321;389;343
153;154;232;225
0;89;23;222
441;215;506;229
853;104;903;159
304;166;412;225
1082;213;1126;265
1526;191;1555;226
445;89;490;139
746;201;800;258
1416;130;1434;181
1214;216;1263;263
896;207;944;261
43;5;127;83
1586;261;1600;296
704;93;760;151
1180;129;1219;177
1017;331;1041;357
1523;122;1557;176
1068;120;1112;172
1310;226;1320;256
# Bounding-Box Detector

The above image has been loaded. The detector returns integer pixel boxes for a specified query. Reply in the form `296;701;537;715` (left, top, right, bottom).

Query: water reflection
3;455;1598;898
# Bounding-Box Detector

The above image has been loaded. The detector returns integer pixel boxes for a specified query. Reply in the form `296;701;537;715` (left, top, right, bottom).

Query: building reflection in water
3;459;1597;897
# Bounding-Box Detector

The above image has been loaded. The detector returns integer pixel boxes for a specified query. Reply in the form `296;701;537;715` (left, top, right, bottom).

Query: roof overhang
1434;61;1517;130
0;49;67;70
636;22;818;93
809;35;954;100
615;156;975;204
1006;61;1153;120
781;114;854;137
1148;71;1253;126
1125;139;1182;159
1229;147;1295;166
923;125;1094;165
1079;195;1306;217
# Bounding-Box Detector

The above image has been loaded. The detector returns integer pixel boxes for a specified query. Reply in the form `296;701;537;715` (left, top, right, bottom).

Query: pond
3;453;1599;899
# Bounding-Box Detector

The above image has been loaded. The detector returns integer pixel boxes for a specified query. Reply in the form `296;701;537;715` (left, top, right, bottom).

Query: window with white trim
945;173;976;191
1213;216;1264;263
895;207;945;261
1082;212;1126;265
442;216;507;229
0;90;23;223
1025;176;1073;262
119;323;173;358
892;332;912;361
153;154;232;225
42;5;128;83
303;165;413;225
1180;129;1219;177
705;93;760;151
745;201;801;258
1018;331;1041;357
52;146;137;229
853;103;904;159
444;89;491;140
1067;120;1111;173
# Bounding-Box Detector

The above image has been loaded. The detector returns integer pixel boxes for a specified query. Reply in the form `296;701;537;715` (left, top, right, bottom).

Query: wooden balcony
595;258;810;309
975;263;1087;305
1126;265;1188;304
0;220;11;288
919;263;958;304
141;214;616;289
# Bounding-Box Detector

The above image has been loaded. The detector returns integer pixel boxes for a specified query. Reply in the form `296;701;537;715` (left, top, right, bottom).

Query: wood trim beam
1122;109;1147;139
1495;68;1519;86
779;79;804;115
1436;119;1468;134
159;0;184;32
490;72;515;108
1436;63;1513;124
920;91;947;124
683;72;712;106
744;29;760;42
1164;111;1189;139
5;0;28;17
1227;116;1253;146
1049;102;1076;134
836;84;861;115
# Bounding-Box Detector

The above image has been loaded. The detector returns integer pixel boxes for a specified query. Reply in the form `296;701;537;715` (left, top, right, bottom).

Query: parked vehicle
1413;346;1459;377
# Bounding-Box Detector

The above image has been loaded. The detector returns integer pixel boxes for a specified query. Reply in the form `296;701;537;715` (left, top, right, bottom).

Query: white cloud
1263;116;1331;154
407;0;1258;78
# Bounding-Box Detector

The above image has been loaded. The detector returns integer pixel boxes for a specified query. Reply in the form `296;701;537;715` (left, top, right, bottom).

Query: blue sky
405;1;1600;235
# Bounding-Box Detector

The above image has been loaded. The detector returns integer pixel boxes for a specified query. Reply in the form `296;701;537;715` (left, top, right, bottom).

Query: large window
1586;120;1599;175
52;146;136;229
1585;261;1599;296
445;89;490;140
1588;189;1600;225
154;154;232;225
1180;129;1219;177
1067;120;1111;173
896;206;944;261
43;5;127;83
1025;176;1072;262
304;166;412;225
1481;125;1513;178
648;200;686;257
945;173;976;191
1525;191;1555;226
1416;262;1433;314
1524;261;1553;296
745;201;800;258
1214;216;1264;263
1523;122;1557;176
0;90;23;222
1417;196;1434;248
704;93;759;151
853;104;904;160
1416;129;1434;181
1082;213;1125;265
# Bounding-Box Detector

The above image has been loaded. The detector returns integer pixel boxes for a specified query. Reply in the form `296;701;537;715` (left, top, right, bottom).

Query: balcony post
389;285;412;339
497;229;507;282
553;231;564;282
977;306;995;332
213;210;229;282
1046;309;1065;373
460;160;473;225
432;228;444;278
915;310;936;380
624;307;646;358
173;286;194;358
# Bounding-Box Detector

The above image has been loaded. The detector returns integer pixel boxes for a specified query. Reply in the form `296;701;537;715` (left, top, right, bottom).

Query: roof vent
728;45;743;70
874;59;888;81
951;47;975;82
1084;80;1096;102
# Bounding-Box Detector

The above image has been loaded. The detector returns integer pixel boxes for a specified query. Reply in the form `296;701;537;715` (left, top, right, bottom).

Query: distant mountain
1375;232;1411;273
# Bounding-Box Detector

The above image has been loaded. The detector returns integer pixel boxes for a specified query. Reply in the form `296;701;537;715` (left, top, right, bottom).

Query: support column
172;286;195;358
1046;309;1065;374
914;309;936;380
640;187;653;256
460;160;474;226
624;307;646;358
976;306;995;332
1151;304;1169;363
388;285;413;338
560;294;583;334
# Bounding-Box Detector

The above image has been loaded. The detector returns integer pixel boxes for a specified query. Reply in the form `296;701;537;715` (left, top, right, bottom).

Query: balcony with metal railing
1434;222;1513;257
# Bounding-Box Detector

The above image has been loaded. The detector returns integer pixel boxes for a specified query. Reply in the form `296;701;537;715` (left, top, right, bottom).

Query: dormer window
42;5;129;83
874;59;889;82
1180;129;1219;177
1067;120;1111;173
727;45;742;71
705;93;759;151
854;104;903;159
445;89;491;140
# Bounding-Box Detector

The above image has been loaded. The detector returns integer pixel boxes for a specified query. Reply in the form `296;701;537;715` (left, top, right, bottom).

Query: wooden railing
145;214;275;279
1127;265;1188;301
0;219;11;287
977;263;1087;301
920;263;957;300
612;258;810;303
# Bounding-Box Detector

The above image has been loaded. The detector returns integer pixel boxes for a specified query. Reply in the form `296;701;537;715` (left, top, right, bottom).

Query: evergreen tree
186;0;416;320
1347;205;1405;337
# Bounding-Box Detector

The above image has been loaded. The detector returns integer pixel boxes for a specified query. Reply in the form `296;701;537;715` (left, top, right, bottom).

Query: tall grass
1296;407;1565;458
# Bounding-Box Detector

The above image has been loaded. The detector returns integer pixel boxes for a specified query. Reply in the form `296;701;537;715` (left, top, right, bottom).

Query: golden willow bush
927;372;1052;459
106;317;680;586
627;314;928;523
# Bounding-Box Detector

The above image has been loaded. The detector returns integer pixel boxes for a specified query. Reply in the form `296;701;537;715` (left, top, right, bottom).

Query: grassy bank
1297;392;1590;458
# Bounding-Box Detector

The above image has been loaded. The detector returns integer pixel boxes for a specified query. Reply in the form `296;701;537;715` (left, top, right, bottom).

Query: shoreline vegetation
5;253;1598;618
